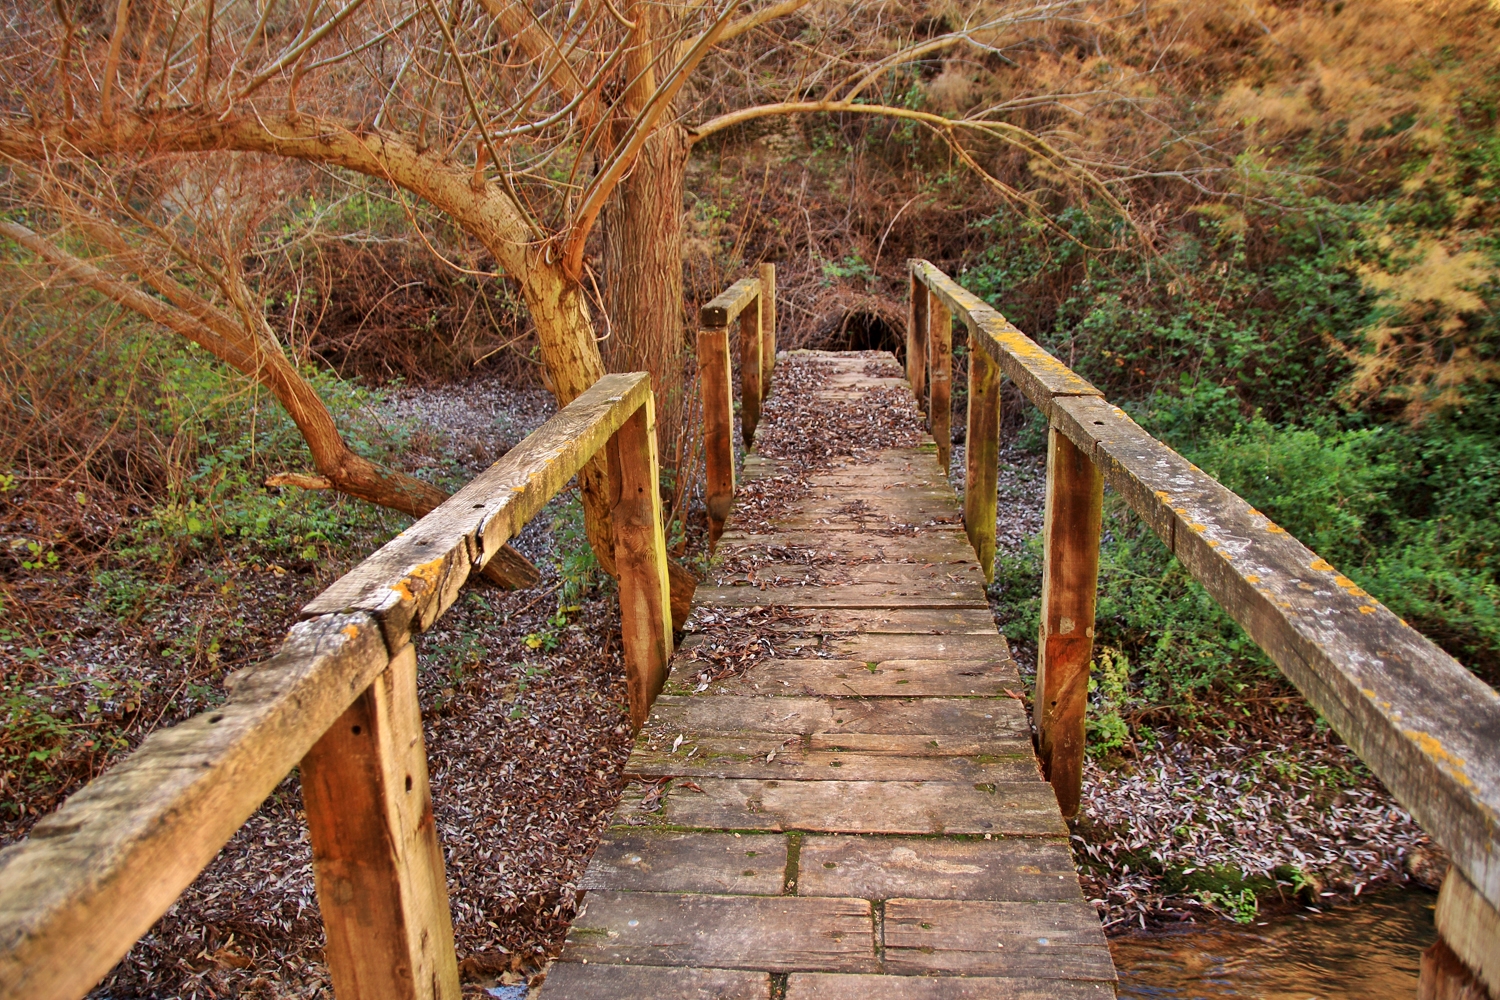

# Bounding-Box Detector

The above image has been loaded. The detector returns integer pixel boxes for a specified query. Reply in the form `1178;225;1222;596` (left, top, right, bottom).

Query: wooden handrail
909;258;1500;980
0;372;673;1000
698;264;776;547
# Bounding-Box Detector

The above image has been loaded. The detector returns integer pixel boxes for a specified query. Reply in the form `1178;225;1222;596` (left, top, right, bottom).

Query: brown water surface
1110;890;1437;999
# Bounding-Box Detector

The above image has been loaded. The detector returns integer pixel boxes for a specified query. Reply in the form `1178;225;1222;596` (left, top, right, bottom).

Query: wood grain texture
627;748;1037;783
582;832;787;895
797;836;1082;902
701;276;763;328
666;657;1020;698
786;973;1114;999
964;342;1001;583
908;272;929;409
542;963;770;999
928;295;952;474
740;296;764;445
303;372;651;650
758;263;777;377
882;899;1115;980
1033;424;1103;819
699;327;735;547
0;613;389;1000
1435;866;1500;997
608;399;674;728
301;644;460;1000
561;891;875;972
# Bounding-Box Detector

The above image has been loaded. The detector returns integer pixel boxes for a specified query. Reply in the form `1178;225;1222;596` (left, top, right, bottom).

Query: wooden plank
1435;867;1500;997
667;657;1020;698
806;734;1036;756
827;633;1014;661
701;276;763;328
0;613;389;1000
301;644;459;1000
709;562;987;590
928;293;952;475
882;899;1115;980
699;328;736;547
1033;423;1103;819
714;531;975;563
740;295;764;445
631;778;1065;836
644;695;1030;741
627;749;1038;782
303;373;651;649
561;891;875;972
608;397;675;728
907;270;929;410
786;973;1114;999
543;964;769;1000
758;263;777;377
797;836;1081;902
692;582;989;610
1049;392;1500;912
964;341;1001;583
680;607;1000;636
582;832;787;895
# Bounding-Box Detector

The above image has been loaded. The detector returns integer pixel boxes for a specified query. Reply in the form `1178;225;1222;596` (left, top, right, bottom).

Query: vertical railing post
964;331;1000;582
928;293;952;475
907;267;929;413
1033;423;1104;819
739;287;764;445
608;395;674;728
758;262;777;381
698;324;735;548
301;643;461;1000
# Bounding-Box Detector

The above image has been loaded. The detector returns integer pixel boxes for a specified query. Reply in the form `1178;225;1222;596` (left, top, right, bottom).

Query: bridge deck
543;351;1116;999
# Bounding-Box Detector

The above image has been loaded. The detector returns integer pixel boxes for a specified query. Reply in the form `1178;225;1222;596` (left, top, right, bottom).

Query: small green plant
1196;886;1259;924
1086;647;1133;757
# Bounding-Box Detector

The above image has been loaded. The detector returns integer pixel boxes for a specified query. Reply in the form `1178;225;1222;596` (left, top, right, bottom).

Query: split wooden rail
698;262;776;546
909;258;1500;997
0;373;673;1000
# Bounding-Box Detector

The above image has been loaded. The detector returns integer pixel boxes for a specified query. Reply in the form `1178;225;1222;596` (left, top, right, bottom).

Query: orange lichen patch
1266;523;1287;534
1207;539;1220;547
1361;688;1378;698
341;625;361;640
1155;491;1171;502
1360;606;1376;614
391;556;449;604
1333;575;1369;597
1174;507;1188;515
1245;574;1261;584
1310;558;1335;572
1189;523;1207;533
1404;729;1474;789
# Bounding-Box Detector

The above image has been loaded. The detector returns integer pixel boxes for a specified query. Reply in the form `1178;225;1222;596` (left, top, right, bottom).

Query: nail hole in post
351;725;362;735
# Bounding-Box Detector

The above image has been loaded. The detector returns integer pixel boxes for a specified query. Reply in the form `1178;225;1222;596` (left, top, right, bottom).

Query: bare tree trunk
601;124;691;472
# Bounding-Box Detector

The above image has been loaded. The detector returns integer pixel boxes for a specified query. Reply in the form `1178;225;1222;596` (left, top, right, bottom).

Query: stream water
1110;890;1438;999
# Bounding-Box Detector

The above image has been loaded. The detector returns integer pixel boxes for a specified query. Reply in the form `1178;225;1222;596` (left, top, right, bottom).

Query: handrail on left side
0;373;673;1000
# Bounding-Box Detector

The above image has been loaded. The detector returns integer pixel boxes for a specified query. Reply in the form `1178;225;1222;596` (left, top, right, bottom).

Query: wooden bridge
2;262;1498;1000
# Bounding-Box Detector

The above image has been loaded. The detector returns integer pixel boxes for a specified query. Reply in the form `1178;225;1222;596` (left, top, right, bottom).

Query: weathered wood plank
627;748;1038;782
701;276;763;328
543;964;770;1000
785;973;1114;999
582;831;787;895
692;582;989;610
301;644;459;1000
1034;423;1103;819
709;562;986;590
302;373;651;650
561;891;875;972
964;341;1001;583
714;531;975;563
1050;392;1500;912
681;607;1001;636
1435;867;1500;997
608;398;674;728
700;328;736;547
667;657;1020;698
0;613;389;1000
797;836;1081;902
624;778;1065;836
644;695;1029;741
882;899;1115;980
826;633;1014;660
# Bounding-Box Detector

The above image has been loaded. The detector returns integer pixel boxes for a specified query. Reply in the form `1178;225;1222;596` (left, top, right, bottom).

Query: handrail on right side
908;258;1500;996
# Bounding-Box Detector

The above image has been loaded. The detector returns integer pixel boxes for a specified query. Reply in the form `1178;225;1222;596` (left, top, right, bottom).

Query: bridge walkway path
541;350;1117;999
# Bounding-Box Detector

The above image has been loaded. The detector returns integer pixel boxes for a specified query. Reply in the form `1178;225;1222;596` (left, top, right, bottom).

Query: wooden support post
608;398;675;729
1421;868;1500;1000
758;263;777;381
964;339;1000;583
1033;423;1103;819
301;644;460;1000
907;271;929;412
699;327;735;548
739;293;763;446
928;294;952;475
